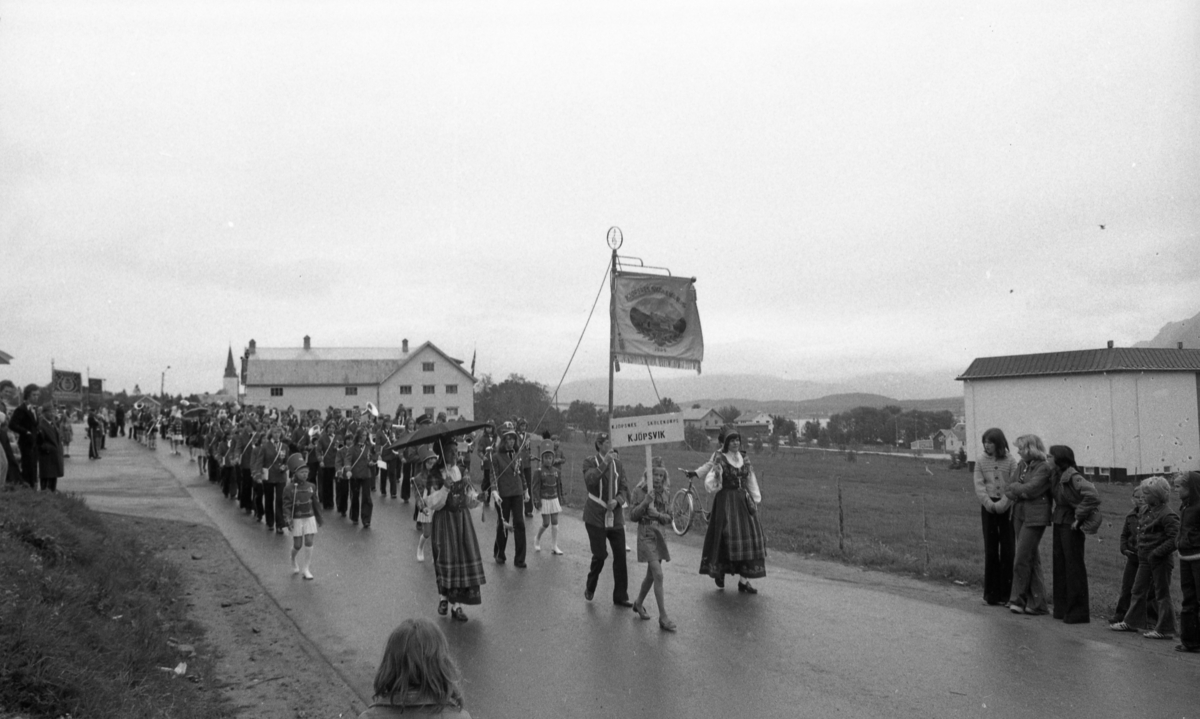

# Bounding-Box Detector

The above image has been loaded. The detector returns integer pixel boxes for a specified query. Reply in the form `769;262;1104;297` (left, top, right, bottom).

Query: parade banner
609;412;684;449
52;370;83;402
612;272;703;373
88;378;103;394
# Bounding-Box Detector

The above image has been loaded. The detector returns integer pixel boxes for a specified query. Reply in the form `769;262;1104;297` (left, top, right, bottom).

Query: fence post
921;494;929;575
837;479;845;554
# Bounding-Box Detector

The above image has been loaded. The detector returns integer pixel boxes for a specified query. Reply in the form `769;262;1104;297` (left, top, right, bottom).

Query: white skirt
291;516;318;536
539;498;562;515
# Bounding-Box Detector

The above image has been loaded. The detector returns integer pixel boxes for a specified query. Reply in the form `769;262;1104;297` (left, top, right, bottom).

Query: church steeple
224;346;237;378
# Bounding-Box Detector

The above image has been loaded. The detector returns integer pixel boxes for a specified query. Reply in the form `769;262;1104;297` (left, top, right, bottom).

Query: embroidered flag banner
88;378;103;394
612;272;703;373
52;370;83;401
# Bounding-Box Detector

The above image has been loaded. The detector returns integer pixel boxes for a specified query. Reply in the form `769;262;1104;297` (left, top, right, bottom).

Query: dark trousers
349;476;373;525
88;432;101;460
1179;558;1200;649
1009;517;1048;612
1112;554;1157;623
1051;524;1090;622
399;461;412;501
585;523;629;602
319;467;336;510
336;479;350;514
522;467;534;515
19;442;38;488
492;496;526;564
221;466;236;498
262;482;284;530
252;481;264;519
981;507;1014;604
208;457;219;483
1123;554;1176;636
40;474;58;492
238;468;254;512
381;460;398;497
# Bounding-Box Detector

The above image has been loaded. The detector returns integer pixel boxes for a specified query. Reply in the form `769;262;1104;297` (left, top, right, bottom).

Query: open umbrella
386;418;489;452
182;407;209;418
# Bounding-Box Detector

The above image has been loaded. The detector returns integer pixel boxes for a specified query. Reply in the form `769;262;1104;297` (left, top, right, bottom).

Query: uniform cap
286;453;307;473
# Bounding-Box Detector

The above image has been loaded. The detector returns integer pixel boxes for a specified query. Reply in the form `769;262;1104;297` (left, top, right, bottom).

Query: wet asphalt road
61;435;1200;719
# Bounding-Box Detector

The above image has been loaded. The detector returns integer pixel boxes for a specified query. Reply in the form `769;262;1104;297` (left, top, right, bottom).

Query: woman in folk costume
631;458;677;631
428;438;485;622
688;430;767;593
414;445;439;562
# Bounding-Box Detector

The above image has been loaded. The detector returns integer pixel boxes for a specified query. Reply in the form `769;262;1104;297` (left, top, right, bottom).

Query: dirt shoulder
102;513;366;719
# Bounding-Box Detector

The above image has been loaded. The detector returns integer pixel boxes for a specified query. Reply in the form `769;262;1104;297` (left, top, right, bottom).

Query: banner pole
608;246;616;422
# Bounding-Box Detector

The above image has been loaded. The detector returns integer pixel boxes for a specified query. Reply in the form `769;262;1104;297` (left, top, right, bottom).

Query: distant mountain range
552;309;1199;418
1134;309;1200;349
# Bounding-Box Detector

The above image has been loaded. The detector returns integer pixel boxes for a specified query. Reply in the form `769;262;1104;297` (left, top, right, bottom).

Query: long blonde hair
372;618;464;710
1014;434;1047;462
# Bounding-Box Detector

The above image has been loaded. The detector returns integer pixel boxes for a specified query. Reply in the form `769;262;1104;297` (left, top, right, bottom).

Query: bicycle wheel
671;489;694;536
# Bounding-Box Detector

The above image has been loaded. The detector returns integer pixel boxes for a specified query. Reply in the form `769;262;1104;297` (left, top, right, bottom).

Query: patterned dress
431;469;486;605
699;453;767;579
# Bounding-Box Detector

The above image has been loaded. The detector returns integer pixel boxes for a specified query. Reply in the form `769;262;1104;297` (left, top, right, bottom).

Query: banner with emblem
52;369;83;402
612;272;703;373
88;378;103;394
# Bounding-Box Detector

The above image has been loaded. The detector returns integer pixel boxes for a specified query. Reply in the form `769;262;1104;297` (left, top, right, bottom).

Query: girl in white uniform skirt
282;453;324;580
531;446;565;554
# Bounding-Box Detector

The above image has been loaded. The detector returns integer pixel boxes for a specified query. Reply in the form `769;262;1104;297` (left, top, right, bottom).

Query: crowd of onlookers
974;428;1200;653
0;382;78;490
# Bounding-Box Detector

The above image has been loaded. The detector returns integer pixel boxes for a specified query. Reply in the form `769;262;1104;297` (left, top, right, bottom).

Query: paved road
60;435;1200;719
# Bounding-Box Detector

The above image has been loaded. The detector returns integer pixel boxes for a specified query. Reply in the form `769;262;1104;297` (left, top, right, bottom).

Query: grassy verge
553;437;1163;618
0;485;230;719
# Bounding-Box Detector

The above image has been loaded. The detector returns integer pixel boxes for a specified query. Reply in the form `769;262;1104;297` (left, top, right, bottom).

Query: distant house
682;407;724;437
958;346;1200;481
240;336;475;418
932;423;966;453
734;411;772;438
129;394;161;411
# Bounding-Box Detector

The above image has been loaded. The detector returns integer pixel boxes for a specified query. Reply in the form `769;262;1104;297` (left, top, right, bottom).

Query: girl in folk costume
531;446;565;554
689;430;767;593
631;458;677;631
169;410;184;456
282;453;324;579
428;439;485;622
414;445;439;562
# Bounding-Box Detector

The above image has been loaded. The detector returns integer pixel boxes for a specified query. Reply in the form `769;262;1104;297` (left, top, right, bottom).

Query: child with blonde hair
1111;475;1178;639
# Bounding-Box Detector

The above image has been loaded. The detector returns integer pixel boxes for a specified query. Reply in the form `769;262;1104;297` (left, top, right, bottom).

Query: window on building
423;385;436;395
270;387;283;397
422;362;435;372
399;385;412;395
445;407;458;416
445;384;458;394
424;407;436;417
345;387;358;396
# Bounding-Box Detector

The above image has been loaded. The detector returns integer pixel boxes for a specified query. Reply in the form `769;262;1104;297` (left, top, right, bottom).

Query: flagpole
606;227;623;425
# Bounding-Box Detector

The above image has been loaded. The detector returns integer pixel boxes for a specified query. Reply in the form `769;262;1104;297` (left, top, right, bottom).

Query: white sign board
610;412;684;448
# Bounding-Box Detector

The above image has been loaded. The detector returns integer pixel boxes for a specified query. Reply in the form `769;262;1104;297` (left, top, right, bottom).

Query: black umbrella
386;418;489;452
182;407;210;418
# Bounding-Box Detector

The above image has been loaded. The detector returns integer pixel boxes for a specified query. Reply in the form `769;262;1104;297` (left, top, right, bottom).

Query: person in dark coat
9;384;42;487
36;404;65;492
1;410;20;485
1110;486;1157;625
581;432;632;606
1174;471;1200;653
1112;475;1179;639
1048;445;1100;624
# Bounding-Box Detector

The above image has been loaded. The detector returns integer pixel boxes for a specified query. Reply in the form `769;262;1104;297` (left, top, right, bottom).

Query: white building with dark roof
240;336;475;419
958;344;1200;481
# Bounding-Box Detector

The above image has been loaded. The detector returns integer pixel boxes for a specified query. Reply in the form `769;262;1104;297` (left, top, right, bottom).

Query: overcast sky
3;0;1197;400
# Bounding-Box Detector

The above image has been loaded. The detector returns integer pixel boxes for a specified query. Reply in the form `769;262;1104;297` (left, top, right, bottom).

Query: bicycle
671;469;710;536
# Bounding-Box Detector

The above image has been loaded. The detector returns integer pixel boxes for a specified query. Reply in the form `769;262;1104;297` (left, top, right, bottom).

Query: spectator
1003;434;1052;615
1111;475;1179;639
1174;471;1200;653
358;618;470;717
36;400;64;492
9;384;41;487
1109;487;1157;626
1048;445;1100;624
973;428;1017;606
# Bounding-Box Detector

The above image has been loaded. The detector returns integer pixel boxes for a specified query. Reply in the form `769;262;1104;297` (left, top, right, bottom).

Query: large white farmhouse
958;345;1200;481
240;336;475;419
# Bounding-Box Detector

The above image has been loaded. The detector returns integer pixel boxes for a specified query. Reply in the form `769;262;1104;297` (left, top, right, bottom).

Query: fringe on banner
614;353;701;374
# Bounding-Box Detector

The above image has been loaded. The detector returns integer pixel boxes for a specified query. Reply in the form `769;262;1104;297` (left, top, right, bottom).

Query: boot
301;546;314;580
551;526;563;555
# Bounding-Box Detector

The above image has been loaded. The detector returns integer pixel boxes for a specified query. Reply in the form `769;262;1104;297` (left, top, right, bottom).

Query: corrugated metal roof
957;348;1200;380
248;359;402;386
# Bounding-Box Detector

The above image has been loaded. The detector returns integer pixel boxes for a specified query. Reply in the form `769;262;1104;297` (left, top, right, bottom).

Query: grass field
551;438;1162;619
